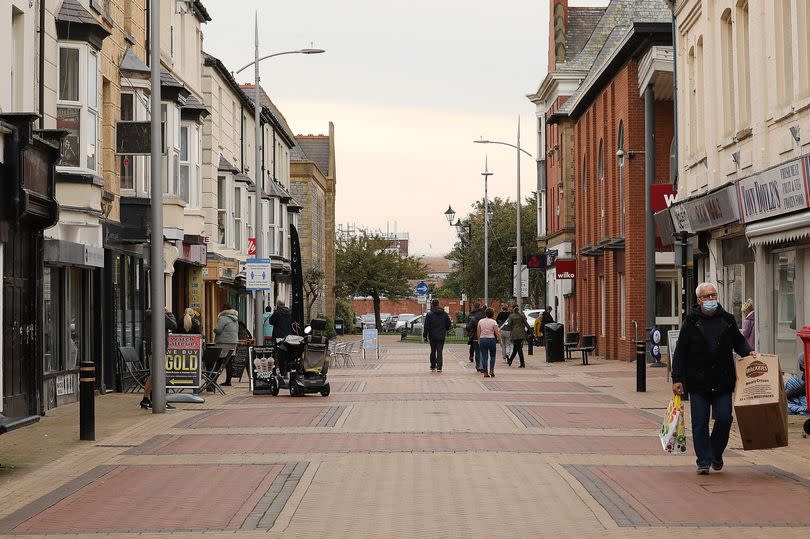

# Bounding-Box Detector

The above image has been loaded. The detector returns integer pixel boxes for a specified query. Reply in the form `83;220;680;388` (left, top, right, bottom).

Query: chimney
549;0;569;72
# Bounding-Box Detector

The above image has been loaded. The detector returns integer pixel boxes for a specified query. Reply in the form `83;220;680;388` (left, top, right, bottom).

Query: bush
335;298;355;334
321;315;338;340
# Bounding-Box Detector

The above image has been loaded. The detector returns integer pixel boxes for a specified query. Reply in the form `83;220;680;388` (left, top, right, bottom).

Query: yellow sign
188;267;204;320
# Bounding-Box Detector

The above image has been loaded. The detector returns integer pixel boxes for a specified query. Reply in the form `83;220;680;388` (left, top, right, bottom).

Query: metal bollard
635;341;646;393
79;361;95;441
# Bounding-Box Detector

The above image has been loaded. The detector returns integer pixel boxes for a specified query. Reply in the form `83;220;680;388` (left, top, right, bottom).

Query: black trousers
430;339;446;370
469;341;478;361
509;339;525;366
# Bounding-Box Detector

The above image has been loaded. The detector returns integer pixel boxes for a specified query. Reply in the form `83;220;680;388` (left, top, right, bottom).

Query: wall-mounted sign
556;258;576;280
737;155;810;223
650;184;676;213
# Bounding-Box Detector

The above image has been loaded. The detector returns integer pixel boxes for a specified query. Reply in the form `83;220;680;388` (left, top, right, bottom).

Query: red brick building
545;0;676;360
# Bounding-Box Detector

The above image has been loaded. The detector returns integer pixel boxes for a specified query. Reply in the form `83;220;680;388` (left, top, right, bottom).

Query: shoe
431;367;436;372
469;357;474;362
139;399;151;409
484;372;491;378
489;370;494;377
519;364;525;368
507;360;513;367
711;458;724;471
165;403;176;410
437;369;442;373
697;466;710;475
220;382;232;386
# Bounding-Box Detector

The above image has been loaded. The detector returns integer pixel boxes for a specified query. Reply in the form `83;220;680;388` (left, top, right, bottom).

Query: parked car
395;313;417;331
407;314;426;335
383;315;399;332
523;309;543;329
360;313;377;329
354;316;363;331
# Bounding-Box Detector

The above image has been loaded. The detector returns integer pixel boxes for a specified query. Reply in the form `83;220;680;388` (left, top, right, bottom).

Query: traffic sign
415;282;428;295
247;237;256;255
246;258;272;290
417;295;427;304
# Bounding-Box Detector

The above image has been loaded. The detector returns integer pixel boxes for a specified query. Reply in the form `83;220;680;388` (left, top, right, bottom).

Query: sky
203;0;609;256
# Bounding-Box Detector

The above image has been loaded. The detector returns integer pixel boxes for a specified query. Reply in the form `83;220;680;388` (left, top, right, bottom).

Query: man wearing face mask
672;282;756;475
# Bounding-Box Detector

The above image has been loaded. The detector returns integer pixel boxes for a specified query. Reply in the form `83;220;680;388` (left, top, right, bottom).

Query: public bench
563;332;581;360
568;334;596;365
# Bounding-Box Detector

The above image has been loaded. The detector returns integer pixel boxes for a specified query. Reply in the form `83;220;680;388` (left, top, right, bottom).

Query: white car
524;309;543;328
395;314;417;331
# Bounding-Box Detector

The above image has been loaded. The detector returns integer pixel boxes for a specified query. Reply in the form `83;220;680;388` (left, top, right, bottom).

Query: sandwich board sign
165;334;203;389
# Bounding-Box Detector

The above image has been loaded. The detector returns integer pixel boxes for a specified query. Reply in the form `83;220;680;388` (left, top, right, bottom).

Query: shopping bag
659;394;687;454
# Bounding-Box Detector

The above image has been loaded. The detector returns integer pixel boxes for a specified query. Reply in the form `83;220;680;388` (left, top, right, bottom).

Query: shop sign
181;242;207;265
545;249;559;266
737;155;810;223
650;184;676;213
83;246;105;268
165;334;203;389
684;184;740;232
188;267;204;319
556;258;576;280
670;203;693;234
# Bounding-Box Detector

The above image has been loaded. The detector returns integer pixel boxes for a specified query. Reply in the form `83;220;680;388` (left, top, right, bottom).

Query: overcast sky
203;0;609;256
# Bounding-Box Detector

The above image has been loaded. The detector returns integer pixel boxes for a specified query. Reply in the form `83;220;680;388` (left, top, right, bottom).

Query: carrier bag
660;394;687;454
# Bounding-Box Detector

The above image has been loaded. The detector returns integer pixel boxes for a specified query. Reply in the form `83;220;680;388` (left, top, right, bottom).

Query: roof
551;0;673;121
191;0;212;22
293;135;330;178
566;8;606;60
240;84;297;146
218;154;239;173
421;257;453;274
119;47;149;74
160;68;185;89
55;0;101;25
182;94;209;113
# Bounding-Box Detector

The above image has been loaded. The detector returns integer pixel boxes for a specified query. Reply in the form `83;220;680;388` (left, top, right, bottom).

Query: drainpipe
644;85;656;343
39;0;45;128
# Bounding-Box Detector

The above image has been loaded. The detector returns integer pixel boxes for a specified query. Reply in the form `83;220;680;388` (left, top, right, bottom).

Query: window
736;1;751;127
217;175;227;245
179;126;189;203
598;139;605;238
268;199;277;254
119;91;149;196
234;186;242;251
720;9;736;137
11;7;24;111
688;46;697;157
161;104;181;195
617;122;624;236
247;195;254;249
798;0;810;99
57;44;102;170
620;273;626;338
775;0;793;108
773;250;798;371
655;279;675;318
696;37;705;152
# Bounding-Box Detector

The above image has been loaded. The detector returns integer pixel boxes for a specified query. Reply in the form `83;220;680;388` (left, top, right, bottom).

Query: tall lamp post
235;14;323;345
474;119;533;309
443;207;472;316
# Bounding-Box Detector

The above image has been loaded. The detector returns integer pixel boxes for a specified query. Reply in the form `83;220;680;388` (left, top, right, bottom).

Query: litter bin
544;323;565;362
334;318;345;335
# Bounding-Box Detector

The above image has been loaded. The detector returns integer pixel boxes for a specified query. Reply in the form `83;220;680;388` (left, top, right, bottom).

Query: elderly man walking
672;282;756;475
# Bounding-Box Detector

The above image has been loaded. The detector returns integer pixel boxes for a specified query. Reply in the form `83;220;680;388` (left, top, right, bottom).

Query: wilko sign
737;155;810;223
650;184;676;213
247;237;256;255
555;258;576;280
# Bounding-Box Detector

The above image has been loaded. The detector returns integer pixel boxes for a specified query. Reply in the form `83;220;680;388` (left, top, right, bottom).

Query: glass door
773;250;798;371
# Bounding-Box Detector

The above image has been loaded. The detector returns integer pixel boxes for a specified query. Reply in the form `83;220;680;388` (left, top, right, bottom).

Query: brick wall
572;59;674;361
350;298;510;322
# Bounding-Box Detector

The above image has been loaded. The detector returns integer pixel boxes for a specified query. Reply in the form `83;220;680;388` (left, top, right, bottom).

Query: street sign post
246;258;272;290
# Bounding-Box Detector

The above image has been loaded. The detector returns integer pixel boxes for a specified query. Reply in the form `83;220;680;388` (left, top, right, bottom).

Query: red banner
556;259;576;280
247;237;256;255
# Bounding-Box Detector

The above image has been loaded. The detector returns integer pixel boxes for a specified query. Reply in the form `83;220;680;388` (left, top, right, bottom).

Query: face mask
702;300;718;313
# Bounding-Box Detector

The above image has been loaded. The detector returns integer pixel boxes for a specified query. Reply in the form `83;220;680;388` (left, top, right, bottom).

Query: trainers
711;458;724;471
139;399;151;409
697;466;710;475
437;369;442;372
430;368;436;372
484;372;491;378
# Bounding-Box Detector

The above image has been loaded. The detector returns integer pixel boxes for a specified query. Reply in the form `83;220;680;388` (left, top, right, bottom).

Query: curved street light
239;12;325;346
473;124;534;309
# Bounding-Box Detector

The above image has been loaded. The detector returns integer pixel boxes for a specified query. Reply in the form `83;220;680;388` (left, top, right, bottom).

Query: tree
304;263;325;321
335;232;428;330
442;193;546;306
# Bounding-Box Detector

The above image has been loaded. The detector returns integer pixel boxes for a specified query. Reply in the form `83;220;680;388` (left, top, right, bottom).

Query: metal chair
119;346;149;393
195;346;234;395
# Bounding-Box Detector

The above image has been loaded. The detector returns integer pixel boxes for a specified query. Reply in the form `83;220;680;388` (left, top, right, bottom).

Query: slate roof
160;69;185;89
240;84;297;146
120;47;150;73
218;154;239;173
182;94;208;113
293;136;330;178
554;0;673;118
566;8;606;60
56;0;102;25
290;145;310;161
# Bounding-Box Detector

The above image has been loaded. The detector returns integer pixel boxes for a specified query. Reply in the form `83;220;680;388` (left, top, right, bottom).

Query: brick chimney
548;0;569;72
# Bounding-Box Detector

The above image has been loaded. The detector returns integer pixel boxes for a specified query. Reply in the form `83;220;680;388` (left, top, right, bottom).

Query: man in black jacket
466;303;485;371
672;282;755;475
423;299;452;372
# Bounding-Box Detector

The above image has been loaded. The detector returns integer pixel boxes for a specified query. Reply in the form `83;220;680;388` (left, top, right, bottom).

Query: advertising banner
165;334;203;389
250;345;275;395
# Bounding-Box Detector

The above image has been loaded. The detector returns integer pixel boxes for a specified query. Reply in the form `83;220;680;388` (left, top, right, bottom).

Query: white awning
745;210;810;246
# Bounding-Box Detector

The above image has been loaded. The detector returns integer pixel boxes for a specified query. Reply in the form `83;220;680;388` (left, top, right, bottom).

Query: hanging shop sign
165;334;203;389
737;155;810;223
555;258;576;280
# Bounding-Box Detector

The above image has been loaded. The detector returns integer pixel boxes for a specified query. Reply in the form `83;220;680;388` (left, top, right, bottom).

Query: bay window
268;199;277;255
217;175;228;245
179;123;202;209
57;44;100;173
234;186;242;251
119;90;149;197
162;104;181;196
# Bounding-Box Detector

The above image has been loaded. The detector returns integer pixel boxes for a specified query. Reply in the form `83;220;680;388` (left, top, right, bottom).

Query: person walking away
497;304;512;361
539;306;554;346
268;298;294;375
506;306;532;368
140;307;178;409
181;308;201;334
423;299;452;372
477;308;501;378
213;303;239;387
741;299;755;350
263;305;274;340
466;302;485;371
672;282;755;475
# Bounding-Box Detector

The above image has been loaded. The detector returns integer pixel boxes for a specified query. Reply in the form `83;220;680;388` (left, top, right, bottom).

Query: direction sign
246;258;272;290
247;237;256;255
415;282;428;295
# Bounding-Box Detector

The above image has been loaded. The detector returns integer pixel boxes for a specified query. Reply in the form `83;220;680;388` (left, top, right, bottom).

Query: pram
269;318;330;397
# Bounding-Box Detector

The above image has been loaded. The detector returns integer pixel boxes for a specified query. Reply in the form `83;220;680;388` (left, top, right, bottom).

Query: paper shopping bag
660;395;687;454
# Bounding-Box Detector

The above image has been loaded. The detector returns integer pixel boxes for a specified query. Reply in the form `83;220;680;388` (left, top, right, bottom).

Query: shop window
43;267;90;373
773;251;798;370
655;279;675;318
43;268;60;374
57;44;100;172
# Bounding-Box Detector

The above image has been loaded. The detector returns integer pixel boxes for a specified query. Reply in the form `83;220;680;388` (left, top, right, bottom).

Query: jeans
429;339;446;370
500;330;512;358
689;391;733;467
509;339;525;366
479;338;497;372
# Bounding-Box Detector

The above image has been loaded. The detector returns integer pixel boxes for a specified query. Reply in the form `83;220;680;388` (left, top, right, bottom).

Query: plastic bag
660;394;687;454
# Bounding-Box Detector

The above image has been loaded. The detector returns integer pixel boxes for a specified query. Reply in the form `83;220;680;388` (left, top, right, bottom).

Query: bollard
79;361;95;441
635;341;646;392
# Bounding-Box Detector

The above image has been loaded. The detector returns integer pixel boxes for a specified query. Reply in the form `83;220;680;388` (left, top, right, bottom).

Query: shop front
203;254;240;342
171;238;207;329
742;155;810;372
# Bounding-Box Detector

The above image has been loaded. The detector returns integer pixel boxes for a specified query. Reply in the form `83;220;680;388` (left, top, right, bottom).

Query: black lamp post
445;207;472;316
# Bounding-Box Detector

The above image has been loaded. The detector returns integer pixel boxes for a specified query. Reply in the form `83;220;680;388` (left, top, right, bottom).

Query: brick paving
0;341;809;538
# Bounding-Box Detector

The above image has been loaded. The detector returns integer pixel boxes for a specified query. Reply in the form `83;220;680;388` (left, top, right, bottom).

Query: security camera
616;149;624;158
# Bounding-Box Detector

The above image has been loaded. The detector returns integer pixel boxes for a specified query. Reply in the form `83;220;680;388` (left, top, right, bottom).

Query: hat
742;299;753;313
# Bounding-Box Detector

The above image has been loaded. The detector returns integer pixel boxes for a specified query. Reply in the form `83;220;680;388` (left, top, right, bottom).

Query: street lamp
444;205;456;225
444;210;473;316
235;13;324;346
474;119;533;309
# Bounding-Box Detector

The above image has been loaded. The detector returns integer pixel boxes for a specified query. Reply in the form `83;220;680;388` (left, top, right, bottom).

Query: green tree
304;263;325;322
335;232;428;330
443;193;545;306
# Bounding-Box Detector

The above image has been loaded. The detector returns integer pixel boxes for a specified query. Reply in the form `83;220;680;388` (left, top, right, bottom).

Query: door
2;227;38;417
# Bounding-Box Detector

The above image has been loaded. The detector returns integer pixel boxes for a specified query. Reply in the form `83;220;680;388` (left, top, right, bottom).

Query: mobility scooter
269;318;331;397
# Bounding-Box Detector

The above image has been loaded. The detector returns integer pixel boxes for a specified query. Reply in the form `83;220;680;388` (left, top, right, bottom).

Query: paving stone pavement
0;340;809;538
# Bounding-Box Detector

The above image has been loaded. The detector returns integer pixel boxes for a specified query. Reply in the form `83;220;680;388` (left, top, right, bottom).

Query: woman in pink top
477;308;501;378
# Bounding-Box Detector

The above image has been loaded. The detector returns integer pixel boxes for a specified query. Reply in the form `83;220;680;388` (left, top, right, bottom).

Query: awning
745;210;810;246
